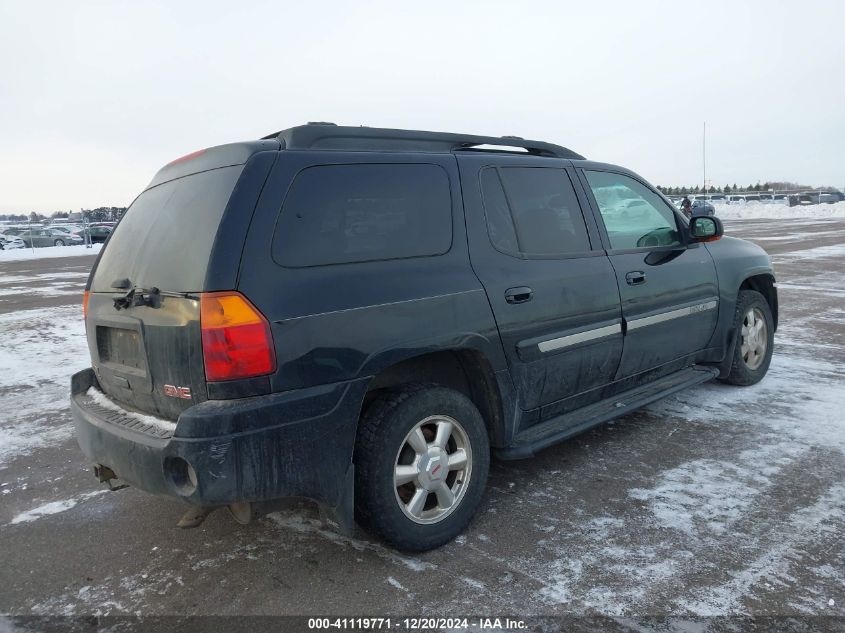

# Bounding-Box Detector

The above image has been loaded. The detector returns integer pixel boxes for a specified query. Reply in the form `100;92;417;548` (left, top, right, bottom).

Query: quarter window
584;171;681;250
480;167;591;257
273;164;452;267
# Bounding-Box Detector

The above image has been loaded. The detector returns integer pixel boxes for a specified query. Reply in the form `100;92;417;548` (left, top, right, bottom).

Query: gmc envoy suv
71;123;777;551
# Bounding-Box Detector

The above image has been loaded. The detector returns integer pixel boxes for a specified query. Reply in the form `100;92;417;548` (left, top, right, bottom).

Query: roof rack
261;123;584;160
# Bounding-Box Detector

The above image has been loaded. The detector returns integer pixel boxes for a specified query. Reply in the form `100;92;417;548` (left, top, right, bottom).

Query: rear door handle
505;286;533;304
625;271;646;285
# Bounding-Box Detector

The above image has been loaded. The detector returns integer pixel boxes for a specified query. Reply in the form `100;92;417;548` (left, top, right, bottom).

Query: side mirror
689;215;723;242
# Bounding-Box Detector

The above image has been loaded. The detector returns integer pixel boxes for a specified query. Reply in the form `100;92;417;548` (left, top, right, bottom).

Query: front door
458;154;623;413
578;169;720;378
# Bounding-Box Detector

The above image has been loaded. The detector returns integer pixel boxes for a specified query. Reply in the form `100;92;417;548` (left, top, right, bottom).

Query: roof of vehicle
262;122;585;160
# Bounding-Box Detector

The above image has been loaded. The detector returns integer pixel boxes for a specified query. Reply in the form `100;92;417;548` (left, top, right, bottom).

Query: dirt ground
0;218;843;630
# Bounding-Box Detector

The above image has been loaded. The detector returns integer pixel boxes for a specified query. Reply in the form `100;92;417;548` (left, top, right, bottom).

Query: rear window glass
273;163;452;267
91;165;243;292
479;167;591;257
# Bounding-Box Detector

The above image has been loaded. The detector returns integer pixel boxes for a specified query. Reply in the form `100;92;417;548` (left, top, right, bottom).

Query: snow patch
0;243;102;262
386;576;408;592
10;490;107;525
85;387;176;434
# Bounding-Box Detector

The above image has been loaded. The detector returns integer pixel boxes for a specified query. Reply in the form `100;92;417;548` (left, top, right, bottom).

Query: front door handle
505;286;533;304
625;271;646;285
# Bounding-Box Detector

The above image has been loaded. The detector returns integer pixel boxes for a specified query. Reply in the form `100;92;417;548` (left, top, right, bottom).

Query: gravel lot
0;219;843;627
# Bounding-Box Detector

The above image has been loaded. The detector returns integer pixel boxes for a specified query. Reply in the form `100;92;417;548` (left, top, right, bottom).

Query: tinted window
480;167;591;257
584;171;681;250
273;164;452;267
91;165;243;292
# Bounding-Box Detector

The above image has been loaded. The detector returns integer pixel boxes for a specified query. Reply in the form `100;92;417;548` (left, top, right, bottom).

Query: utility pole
703;121;706;195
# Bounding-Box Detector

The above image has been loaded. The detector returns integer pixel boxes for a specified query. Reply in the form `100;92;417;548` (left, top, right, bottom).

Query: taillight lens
83;290;90;320
200;292;276;382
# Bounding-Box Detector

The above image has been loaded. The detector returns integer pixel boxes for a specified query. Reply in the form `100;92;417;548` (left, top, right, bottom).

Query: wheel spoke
434;482;455;508
447;448;468;471
406;427;428;455
406;487;428;518
433;420;453;449
394;464;418;486
741;325;749;338
741;342;749;357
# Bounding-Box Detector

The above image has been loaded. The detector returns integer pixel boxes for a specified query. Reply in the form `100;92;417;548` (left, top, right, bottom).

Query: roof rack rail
261;124;584;160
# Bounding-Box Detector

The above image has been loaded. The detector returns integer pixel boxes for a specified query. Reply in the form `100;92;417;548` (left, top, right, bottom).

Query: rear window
272;163;452;267
91;165;243;292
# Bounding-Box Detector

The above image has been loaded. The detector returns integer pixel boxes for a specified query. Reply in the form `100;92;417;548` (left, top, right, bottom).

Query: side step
495;365;719;460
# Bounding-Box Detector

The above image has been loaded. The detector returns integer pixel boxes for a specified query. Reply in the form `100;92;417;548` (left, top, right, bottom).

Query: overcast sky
1;0;843;213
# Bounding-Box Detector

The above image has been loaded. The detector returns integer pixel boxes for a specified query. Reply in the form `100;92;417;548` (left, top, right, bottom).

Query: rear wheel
720;290;774;386
54;239;65;246
354;384;489;551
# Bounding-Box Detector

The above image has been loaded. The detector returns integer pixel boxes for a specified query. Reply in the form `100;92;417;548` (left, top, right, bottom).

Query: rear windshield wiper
111;279;194;310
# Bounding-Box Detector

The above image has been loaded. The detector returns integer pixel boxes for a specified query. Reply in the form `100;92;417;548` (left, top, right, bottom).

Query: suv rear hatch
85;141;277;420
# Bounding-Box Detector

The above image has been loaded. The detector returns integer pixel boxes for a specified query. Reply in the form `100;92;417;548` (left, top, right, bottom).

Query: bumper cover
71;369;368;521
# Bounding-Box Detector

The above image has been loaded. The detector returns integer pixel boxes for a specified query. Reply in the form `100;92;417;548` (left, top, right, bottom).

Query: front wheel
54;239;65;246
354;384;490;551
719;289;774;386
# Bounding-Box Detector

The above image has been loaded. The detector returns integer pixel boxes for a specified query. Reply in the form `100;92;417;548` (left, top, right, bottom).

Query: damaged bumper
70;368;367;527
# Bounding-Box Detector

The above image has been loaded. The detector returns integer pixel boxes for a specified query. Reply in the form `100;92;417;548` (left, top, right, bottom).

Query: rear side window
479;167;591;257
273;163;452;267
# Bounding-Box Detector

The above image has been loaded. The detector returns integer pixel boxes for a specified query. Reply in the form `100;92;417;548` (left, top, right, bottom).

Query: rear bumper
71;368;368;515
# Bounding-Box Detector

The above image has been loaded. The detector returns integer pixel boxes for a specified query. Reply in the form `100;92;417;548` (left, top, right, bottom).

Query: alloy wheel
393;415;472;524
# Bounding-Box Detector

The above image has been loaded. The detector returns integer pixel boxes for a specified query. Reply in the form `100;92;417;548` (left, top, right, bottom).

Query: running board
495;365;719;460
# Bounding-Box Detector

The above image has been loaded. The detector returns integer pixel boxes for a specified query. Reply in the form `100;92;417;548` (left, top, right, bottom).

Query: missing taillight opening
200;292;276;382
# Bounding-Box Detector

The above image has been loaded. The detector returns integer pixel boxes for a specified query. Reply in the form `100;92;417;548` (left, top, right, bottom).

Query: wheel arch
740;273;778;331
362;349;507;448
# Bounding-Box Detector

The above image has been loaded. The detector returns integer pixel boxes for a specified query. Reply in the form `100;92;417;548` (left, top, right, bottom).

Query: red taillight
200;292;276;382
83;290;90;320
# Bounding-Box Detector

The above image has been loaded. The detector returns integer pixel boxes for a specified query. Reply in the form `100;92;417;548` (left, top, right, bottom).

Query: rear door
577;168;720;378
85;159;262;420
458;154;623;415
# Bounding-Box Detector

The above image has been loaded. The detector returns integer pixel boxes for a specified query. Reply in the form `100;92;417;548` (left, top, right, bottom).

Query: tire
354;384;490;551
719;289;774;386
54;239;65;246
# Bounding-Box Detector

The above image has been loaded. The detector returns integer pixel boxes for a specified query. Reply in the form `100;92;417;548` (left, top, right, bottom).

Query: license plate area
96;326;145;372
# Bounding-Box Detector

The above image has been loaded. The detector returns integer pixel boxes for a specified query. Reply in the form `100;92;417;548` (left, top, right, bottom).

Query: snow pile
85;387;177;434
715;200;845;220
0;243;102;262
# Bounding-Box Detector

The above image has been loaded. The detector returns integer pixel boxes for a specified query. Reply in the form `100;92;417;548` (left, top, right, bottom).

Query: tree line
655;182;839;196
0;207;127;223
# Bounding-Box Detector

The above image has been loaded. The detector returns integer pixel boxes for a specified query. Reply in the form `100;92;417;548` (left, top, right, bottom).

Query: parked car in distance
691;199;715;216
71;123;778;551
88;226;113;243
728;195;745;204
0;234;26;250
17;228;84;247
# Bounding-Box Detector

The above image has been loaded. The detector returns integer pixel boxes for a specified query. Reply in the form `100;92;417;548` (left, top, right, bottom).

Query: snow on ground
9;490;107;525
0;217;843;618
0;304;89;464
0;243;102;262
714;200;845;220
